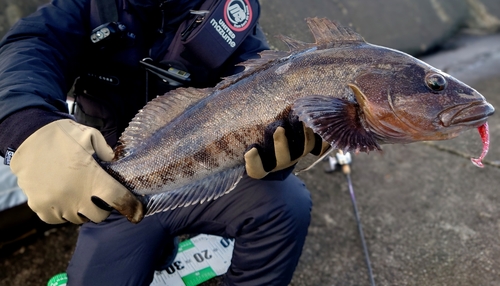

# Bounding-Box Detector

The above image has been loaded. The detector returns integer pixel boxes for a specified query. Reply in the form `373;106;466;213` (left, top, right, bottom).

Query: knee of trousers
275;176;311;220
233;174;313;237
274;176;312;235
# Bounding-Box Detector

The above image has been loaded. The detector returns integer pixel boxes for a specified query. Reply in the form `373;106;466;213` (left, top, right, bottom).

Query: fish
105;18;495;217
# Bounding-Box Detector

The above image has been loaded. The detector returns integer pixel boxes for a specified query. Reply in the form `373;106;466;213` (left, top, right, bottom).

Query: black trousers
67;173;312;286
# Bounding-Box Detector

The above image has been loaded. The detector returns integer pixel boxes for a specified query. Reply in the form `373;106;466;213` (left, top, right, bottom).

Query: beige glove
245;119;330;179
10;119;144;224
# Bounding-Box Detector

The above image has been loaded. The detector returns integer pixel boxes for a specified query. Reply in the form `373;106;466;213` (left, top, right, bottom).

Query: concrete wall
0;0;49;40
1;0;499;56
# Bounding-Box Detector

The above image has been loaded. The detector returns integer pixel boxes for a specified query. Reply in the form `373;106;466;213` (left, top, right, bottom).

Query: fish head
350;52;495;144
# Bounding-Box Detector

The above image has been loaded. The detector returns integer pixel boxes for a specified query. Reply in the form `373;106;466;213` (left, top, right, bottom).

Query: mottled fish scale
106;18;494;216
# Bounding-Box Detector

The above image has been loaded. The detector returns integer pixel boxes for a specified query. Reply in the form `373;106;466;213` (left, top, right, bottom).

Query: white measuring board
150;234;235;286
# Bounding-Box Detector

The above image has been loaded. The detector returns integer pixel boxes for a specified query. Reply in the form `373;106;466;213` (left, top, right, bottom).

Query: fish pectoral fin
292;95;381;153
144;165;245;216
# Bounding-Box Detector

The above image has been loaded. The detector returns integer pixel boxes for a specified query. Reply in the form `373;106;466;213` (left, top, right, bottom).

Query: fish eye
425;73;447;92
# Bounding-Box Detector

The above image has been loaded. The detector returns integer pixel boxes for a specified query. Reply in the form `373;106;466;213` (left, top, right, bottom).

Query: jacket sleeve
0;0;91;156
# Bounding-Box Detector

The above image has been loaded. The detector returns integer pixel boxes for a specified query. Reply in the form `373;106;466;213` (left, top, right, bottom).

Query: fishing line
329;151;376;286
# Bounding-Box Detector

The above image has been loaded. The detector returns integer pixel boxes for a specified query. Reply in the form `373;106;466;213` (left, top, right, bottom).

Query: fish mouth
439;101;495;127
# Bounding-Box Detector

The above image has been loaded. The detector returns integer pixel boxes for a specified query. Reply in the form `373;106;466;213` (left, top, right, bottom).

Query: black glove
244;115;328;179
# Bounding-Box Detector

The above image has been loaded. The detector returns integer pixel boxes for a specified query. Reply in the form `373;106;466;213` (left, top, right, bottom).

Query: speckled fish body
106;18;494;215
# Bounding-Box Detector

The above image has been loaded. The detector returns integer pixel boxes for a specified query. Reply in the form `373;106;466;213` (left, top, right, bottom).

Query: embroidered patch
224;0;252;32
4;148;15;165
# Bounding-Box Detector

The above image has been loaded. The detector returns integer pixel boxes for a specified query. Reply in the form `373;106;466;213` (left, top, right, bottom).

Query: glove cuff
0;108;71;159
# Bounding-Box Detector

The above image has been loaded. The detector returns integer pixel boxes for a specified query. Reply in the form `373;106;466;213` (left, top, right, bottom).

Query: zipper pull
181;10;209;41
158;1;171;34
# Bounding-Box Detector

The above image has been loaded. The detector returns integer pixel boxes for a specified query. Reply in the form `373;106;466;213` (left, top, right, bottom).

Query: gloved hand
10;119;144;224
244;115;330;179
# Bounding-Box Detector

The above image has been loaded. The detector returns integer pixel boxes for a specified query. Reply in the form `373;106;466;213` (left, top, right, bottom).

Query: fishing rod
327;151;376;286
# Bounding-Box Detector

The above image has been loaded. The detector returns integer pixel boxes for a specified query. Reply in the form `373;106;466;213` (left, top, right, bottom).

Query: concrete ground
1;1;500;286
291;32;500;286
276;2;500;283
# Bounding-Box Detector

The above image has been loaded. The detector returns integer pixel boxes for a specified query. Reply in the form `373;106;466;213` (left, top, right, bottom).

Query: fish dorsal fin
277;34;316;51
275;18;365;52
214;19;365;90
216;50;289;89
306;17;366;48
114;87;211;159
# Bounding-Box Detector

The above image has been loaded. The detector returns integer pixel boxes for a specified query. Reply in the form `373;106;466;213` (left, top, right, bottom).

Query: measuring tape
48;234;234;286
151;234;234;286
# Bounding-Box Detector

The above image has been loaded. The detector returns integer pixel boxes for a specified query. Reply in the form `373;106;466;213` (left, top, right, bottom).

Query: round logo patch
224;0;252;32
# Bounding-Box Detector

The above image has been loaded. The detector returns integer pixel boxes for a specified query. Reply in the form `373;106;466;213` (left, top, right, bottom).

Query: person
0;0;324;285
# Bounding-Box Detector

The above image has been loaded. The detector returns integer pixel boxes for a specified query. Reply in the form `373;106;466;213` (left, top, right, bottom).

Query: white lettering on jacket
210;18;236;48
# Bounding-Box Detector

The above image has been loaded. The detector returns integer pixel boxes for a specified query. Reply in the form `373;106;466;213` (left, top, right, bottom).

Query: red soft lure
471;122;489;168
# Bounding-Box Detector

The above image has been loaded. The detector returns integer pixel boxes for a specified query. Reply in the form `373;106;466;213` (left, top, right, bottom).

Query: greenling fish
105;18;494;216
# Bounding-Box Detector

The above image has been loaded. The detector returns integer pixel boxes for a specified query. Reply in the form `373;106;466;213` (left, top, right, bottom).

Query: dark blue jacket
0;0;268;155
